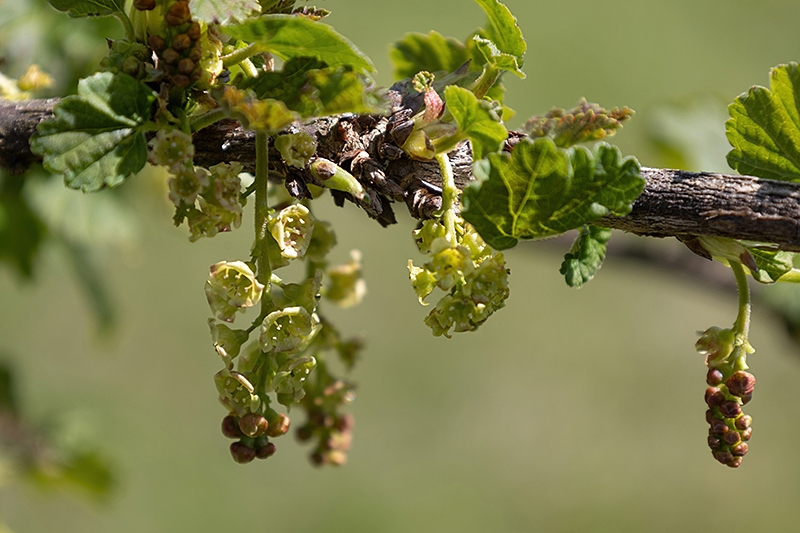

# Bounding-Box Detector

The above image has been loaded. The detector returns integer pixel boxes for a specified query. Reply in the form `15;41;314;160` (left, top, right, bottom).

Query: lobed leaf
46;0;124;18
30;72;155;192
391;31;471;80
726;62;800;181
443;85;507;160
190;0;261;25
524;99;634;148
471;36;524;79
224;14;374;73
560;225;612;288
474;0;526;63
462;138;644;250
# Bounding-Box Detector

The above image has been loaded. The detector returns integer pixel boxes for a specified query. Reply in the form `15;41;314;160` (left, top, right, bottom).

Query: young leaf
462;138;644;250
190;0;261;25
474;0;526;63
749;248;794;283
391;31;471;80
726;62;800;181
216;86;299;133
47;0;124;18
471;36;525;79
443;85;507;160
560;225;612;288
524;99;634;148
223;14;375;73
30;72;155;192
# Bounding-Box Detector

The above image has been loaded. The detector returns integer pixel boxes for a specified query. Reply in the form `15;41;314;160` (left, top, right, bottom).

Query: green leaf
749;248;794;283
474;0;526;62
248;57;387;117
47;0;124;18
726;62;800;181
391;31;471;80
560;225;612;287
190;0;261;25
462;138;644;250
471;36;525;79
524;99;634;148
31;72;155;192
224;14;375;73
443;85;507;160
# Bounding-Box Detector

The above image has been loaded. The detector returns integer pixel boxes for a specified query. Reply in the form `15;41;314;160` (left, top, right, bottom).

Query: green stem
190;108;227;132
730;261;752;370
115;12;136;42
469;66;501;99
240;58;260;78
436;152;458;245
222;43;264;69
255;132;273;316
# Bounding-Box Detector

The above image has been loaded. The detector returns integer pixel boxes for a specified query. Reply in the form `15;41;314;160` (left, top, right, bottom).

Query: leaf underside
560;225;612;288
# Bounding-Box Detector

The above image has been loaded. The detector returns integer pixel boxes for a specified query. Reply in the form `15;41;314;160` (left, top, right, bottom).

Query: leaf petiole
222;43;265;69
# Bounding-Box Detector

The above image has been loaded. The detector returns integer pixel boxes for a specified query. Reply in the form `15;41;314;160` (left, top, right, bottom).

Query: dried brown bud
187;21;202;41
161;48;180;65
178;58;195;74
172;33;192;52
165;1;191;26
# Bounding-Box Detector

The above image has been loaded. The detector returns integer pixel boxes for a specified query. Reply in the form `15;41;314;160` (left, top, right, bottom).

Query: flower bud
726;371;756;397
296;425;314;442
309;158;365;200
706;369;724;386
704;387;726;408
221;415;243;439
161;48;180;65
134;0;156;10
713;450;734;465
719;401;742;419
187;21;202;41
735;414;752;430
173;33;192;52
723;430;741;445
741;427;753;441
266;412;291;437
165;1;191;26
726;456;743;468
255;441;277;459
710;418;728;435
148;35;166;52
731;442;748;457
230;441;256;464
238;413;269;437
707;436;722;450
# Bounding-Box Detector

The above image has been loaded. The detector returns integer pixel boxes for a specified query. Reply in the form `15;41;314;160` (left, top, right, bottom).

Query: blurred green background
3;1;800;531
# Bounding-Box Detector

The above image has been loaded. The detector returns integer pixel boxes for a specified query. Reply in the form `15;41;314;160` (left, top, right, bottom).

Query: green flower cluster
409;221;510;337
696;326;756;468
148;128;245;241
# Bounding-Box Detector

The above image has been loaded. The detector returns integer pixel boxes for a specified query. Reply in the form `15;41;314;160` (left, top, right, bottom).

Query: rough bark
3;97;800;250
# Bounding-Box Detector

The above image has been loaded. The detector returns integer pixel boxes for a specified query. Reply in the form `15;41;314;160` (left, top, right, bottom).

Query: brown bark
3;97;800;250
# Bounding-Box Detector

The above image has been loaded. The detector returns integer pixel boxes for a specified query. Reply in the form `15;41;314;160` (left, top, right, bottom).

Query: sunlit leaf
474;0;526;62
726;62;800;181
462;138;643;250
443;85;507;160
190;0;261;25
224;14;374;73
391;31;470;80
47;0;124;18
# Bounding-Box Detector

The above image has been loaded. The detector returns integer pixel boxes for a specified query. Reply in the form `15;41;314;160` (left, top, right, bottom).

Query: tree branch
3;97;800;250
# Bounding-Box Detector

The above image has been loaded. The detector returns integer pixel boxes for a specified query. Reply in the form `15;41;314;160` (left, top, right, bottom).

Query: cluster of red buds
221;410;291;464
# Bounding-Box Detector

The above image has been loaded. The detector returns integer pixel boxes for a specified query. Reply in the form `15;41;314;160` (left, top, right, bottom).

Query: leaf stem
115;12;136;43
190;108;227;132
222;43;264;69
436;152;458;244
469;66;501;99
730;261;752;370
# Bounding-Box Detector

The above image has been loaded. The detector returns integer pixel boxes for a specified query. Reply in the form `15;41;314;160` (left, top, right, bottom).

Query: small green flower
168;167;209;206
325;250;366;308
412;220;447;254
147;128;194;170
259;306;321;354
408;261;438;304
205;261;264;322
269;204;315;259
275;132;318;168
208;320;249;366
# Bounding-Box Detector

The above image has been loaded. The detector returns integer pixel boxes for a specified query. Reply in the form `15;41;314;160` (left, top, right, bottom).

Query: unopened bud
705;387;725;408
255;442;277;459
720;401;742;418
230;441;256;464
735;415;752;430
726;371;755;397
238;413;269;437
723;430;741;445
266;412;291;437
706;369;724;386
221;415;243;439
731;442;749;457
165;1;191;26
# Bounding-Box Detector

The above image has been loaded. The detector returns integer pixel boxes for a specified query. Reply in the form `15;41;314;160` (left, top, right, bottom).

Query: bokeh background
2;0;800;531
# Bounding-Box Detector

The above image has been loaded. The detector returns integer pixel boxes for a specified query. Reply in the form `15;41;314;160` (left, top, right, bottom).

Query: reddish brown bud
178;58;195;74
731;442;749;457
165;1;191;26
719;401;742;418
238;413;269;437
706;368;724;386
148;35;166;52
296;425;314;442
726;371;756;397
230;442;256;464
740;392;753;405
189;44;203;61
735;414;752;430
726;456;743;468
705;409;715;424
255;442;277;459
172;33;192;52
221;415;244;439
266;412;291;437
713;450;734;465
187;21;201;41
723;430;742;445
710;418;729;435
134;0;156;10
161;48;180;65
741;427;753;441
707;436;722;450
705;387;726;408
